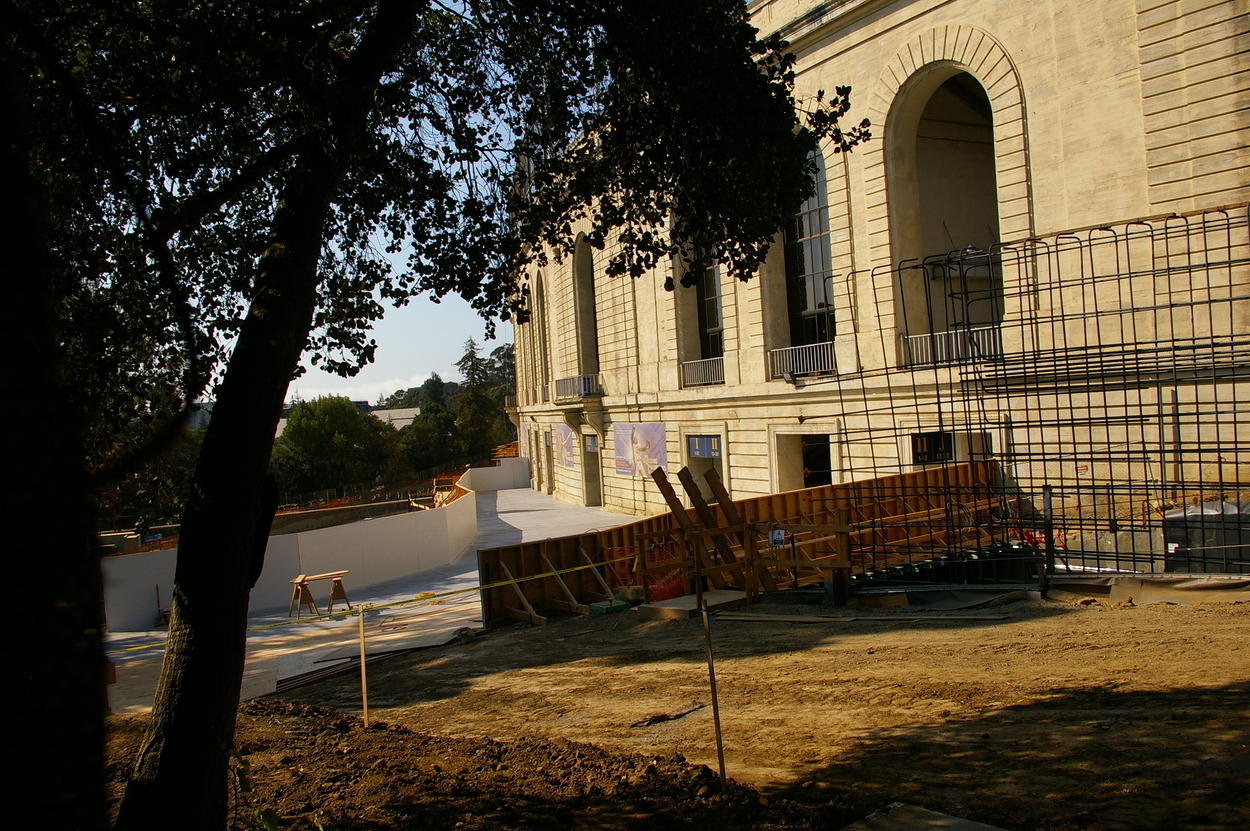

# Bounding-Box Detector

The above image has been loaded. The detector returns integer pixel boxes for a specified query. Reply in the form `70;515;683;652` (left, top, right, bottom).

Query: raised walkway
106;487;637;713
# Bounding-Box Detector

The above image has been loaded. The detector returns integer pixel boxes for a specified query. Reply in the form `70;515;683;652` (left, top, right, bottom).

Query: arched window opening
892;71;1004;366
533;272;551;402
916;73;998;256
573;237;600;376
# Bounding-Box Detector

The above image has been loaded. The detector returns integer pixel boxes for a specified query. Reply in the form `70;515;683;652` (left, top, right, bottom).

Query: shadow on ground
282;599;1073;709
766;681;1250;831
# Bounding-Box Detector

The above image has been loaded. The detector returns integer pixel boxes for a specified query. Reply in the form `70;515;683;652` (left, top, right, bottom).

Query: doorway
582;432;602;506
776;433;835;491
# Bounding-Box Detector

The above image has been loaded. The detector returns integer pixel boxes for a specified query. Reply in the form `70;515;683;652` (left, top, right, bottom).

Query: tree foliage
15;2;862;470
453;338;512;457
95;428;205;533
273;397;398;493
8;1;866;827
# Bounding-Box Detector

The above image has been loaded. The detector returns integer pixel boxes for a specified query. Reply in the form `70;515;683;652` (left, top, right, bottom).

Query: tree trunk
116;148;344;830
116;7;422;826
6;45;108;831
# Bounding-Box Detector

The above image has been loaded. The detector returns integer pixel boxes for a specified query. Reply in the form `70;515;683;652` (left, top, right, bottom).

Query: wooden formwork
478;461;1002;628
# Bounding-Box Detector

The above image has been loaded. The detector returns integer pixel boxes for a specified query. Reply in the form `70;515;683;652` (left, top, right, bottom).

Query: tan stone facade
510;0;1249;546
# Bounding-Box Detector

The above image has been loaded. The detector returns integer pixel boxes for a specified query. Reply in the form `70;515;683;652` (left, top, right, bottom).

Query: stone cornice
751;0;904;56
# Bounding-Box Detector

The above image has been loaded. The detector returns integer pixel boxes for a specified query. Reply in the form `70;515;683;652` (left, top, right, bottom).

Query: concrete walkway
106;487;638;713
474;487;637;549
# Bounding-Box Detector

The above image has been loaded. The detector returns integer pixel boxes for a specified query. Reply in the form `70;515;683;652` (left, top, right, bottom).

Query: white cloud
287;371;437;406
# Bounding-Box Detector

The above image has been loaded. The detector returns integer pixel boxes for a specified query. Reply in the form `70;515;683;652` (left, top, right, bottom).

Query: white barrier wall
101;548;178;632
249;534;302;612
459;457;530;491
103;463;507;630
268;488;477;595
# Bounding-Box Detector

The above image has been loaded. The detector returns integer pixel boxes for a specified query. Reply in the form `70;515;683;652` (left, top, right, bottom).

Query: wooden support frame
676;469;733;565
578;545;616;600
498;561;547;625
649;468;730;590
541;553;590;614
476;461;1000;627
705;470;778;593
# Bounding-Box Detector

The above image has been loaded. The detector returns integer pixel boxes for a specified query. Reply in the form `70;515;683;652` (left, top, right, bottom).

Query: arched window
914;73;999;258
573;236;599;375
532;272;550;401
890;70;1004;365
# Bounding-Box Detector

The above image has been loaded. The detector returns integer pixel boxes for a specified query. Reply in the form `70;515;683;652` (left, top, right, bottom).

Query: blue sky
287;292;513;406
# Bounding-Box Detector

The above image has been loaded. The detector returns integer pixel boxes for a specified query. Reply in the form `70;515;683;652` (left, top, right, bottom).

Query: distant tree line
98;341;514;529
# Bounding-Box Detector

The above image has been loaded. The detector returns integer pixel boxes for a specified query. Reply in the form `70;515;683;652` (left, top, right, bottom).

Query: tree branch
152;136;311;241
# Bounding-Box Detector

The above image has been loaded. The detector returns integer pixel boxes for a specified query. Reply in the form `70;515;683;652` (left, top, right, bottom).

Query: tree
377;371;451;410
5;41;107;831
376;386;422;409
9;2;866;827
277;397;397;492
454;339;511;458
419;373;450;409
397;402;460;472
96;428;206;533
488;343;517;398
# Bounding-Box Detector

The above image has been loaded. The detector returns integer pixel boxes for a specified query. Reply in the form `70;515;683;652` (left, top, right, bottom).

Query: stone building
509;0;1248;563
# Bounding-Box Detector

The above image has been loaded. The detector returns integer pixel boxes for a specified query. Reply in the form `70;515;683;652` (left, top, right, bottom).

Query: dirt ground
108;594;1250;830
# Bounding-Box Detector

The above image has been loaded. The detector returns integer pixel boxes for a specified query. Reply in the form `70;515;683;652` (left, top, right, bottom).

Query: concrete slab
104;485;639;712
840;802;1006;831
638;590;748;620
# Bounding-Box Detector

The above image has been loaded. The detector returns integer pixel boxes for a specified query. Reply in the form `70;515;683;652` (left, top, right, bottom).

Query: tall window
532;273;550;401
695;266;723;359
785;151;833;346
573;236;599;375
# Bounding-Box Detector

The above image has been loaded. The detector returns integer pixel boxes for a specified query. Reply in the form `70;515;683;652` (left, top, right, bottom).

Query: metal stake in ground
358;604;370;727
692;542;727;780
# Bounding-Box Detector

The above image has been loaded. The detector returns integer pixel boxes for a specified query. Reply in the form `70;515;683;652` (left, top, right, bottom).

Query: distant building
370;407;422;431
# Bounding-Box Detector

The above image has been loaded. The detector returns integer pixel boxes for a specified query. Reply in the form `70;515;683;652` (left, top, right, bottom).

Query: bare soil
107;596;1250;830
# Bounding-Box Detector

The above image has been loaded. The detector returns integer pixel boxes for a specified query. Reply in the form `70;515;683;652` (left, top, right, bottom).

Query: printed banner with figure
613;422;667;478
554;423;576;469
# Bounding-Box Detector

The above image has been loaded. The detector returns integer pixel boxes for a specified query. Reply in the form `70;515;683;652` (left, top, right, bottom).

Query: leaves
15;0;865;487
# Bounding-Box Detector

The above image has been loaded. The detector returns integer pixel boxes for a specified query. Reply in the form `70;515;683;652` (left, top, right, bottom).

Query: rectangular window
784;152;834;347
695;267;724;359
687;435;722;459
912;431;954;464
584;434;599;454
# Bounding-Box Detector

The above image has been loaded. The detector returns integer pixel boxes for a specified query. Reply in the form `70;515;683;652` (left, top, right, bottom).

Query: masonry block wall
511;0;1249;527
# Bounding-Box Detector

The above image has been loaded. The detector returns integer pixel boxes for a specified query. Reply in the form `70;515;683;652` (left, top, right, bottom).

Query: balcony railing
679;356;725;387
553;374;602;402
503;394;517;409
769;341;835;379
900;324;1003;366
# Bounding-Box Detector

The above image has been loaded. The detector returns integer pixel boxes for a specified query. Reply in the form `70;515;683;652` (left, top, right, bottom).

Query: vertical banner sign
554;423;577;469
613;423;667;478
